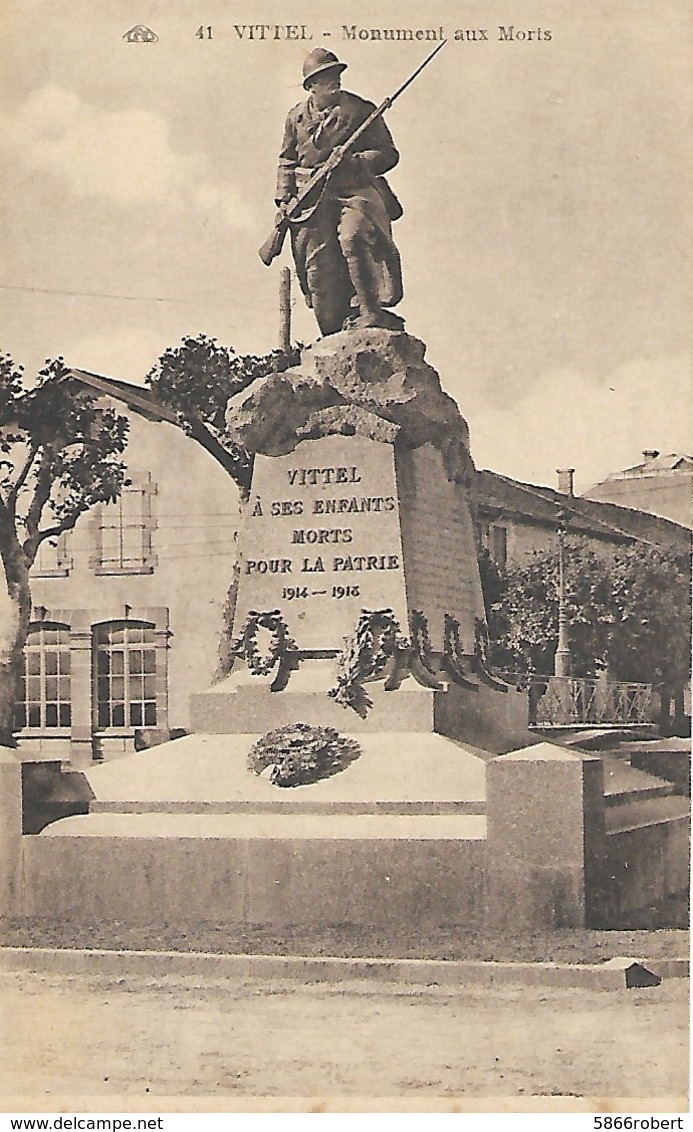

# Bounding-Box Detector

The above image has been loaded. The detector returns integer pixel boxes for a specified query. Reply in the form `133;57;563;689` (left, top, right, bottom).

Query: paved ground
0;968;688;1104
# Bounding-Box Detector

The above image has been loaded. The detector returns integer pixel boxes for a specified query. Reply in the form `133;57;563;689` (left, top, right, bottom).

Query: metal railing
498;674;654;728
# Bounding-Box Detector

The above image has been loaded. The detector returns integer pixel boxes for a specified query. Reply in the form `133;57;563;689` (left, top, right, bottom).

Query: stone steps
605;793;691;835
89;798;485;816
602;755;677;807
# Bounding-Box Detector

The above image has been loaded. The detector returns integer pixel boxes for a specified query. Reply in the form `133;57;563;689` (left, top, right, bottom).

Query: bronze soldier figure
275;48;405;336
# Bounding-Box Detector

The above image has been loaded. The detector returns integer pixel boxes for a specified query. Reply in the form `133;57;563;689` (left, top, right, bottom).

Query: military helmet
302;48;347;89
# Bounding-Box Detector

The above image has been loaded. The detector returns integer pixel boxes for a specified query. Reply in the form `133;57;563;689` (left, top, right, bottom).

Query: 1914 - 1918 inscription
232;435;409;651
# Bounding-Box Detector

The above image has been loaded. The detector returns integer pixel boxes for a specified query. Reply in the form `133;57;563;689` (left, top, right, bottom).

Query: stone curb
0;947;687;989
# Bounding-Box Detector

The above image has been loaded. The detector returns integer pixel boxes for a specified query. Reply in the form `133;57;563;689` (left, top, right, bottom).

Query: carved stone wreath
441;612;477;689
232;610;298;676
411;609;437;676
329;608;410;717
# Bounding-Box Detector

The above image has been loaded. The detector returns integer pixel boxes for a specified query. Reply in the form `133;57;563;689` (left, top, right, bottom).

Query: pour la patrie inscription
233;436;409;650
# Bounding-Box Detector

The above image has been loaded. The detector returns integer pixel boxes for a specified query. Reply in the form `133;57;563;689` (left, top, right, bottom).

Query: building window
94;475;157;575
94;622;158;729
477;522;490;546
491;525;507;568
16;623;71;730
30;534;72;578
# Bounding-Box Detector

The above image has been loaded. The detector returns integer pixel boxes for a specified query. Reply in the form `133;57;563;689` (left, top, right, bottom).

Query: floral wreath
247;722;362;788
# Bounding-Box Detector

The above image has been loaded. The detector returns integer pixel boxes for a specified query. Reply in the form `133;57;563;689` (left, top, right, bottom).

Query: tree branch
23;448;55;541
7;443;40;516
34;506;86;546
0;496;27;588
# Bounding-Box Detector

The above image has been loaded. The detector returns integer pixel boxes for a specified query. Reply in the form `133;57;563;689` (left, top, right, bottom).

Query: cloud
1;86;254;227
468;353;692;494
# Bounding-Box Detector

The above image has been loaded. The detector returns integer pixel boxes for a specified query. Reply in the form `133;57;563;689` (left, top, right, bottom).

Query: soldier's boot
344;255;404;331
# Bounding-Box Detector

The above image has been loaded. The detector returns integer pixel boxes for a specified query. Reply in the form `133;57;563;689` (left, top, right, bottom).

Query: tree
146;334;301;493
606;544;692;721
488;537;692;703
0;353;129;745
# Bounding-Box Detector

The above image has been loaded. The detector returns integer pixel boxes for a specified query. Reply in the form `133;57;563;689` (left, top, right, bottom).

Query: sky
1;0;691;493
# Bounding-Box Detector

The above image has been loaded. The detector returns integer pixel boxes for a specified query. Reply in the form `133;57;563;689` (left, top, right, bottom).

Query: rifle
258;38;447;267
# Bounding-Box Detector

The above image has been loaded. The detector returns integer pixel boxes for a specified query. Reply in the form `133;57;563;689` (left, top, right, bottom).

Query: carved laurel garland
441;612;478;689
443;613;466;670
231;609;298;676
473;615;509;693
411;609;437;676
474;616;490;667
329;608;410;716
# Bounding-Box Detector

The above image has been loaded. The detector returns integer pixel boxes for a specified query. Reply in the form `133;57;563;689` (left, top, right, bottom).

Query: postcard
0;0;690;1118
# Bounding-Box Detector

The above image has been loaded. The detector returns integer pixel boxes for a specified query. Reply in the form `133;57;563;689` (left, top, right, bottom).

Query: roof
65;368;179;425
477;469;691;554
595;452;693;482
63;368;693;555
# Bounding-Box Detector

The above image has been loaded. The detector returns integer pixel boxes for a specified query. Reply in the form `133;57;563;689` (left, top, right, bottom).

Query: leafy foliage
248;722;362;788
606;544;692;690
487;537;692;692
146;334;301;492
0;351;130;743
0;354;129;566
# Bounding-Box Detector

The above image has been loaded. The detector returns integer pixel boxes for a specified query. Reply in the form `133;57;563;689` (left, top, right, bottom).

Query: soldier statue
274;48;405;336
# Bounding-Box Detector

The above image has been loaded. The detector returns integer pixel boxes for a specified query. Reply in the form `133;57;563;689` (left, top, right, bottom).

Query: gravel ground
0;916;688;963
0;968;688;1103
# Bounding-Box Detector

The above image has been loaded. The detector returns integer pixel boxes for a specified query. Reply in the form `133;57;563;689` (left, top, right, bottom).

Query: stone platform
83;731;488;814
16;729;488;925
20;731;489;926
13;735;690;930
22;811;486;927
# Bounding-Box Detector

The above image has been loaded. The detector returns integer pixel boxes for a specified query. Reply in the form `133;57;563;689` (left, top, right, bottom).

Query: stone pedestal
0;746;22;914
485;742;607;929
196;327;529;746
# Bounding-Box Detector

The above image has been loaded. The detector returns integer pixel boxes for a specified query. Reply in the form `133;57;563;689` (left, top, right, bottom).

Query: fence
499;674;654;728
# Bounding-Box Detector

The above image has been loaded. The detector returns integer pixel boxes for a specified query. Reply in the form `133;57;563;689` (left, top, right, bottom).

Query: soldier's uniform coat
276;90;404;334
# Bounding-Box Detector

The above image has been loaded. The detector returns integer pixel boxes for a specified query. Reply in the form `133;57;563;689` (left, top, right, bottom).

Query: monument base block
190;664;436;734
21;731;488;927
15;734;689;930
23;813;486;928
190;662;532;753
485;743;607;930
